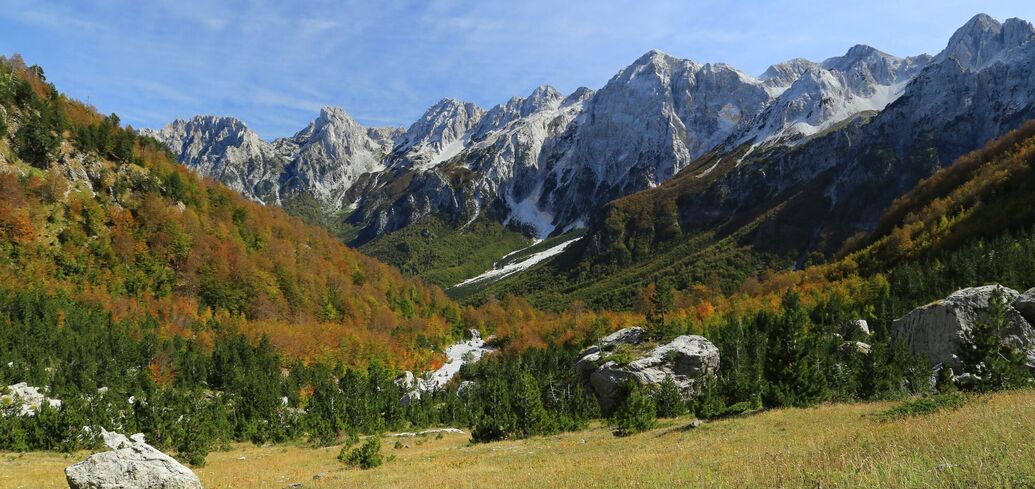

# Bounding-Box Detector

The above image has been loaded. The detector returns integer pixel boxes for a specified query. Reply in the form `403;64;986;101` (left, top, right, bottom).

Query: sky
2;1;1034;139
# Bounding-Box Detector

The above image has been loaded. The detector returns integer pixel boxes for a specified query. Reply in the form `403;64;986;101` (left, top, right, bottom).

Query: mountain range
144;13;1035;305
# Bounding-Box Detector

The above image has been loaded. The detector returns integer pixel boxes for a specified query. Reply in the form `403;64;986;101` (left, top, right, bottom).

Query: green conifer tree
653;375;689;418
957;287;1032;392
611;381;657;437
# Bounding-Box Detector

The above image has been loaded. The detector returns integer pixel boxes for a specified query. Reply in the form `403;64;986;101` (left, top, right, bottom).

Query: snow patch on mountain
451;237;581;289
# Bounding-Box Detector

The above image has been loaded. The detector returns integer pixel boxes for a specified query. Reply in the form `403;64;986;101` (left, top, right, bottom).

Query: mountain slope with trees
0;54;471;368
477;14;1035;311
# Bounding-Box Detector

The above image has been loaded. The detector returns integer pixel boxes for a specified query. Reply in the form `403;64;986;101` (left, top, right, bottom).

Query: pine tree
653;375;689;418
646;280;675;340
611;381;656;436
957;287;1032;392
512;371;551;437
14;109;58;168
762;293;829;408
470;375;514;443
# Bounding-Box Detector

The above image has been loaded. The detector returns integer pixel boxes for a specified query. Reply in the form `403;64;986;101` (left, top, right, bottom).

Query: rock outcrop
1;382;61;416
577;327;719;414
65;429;202;489
891;285;1035;367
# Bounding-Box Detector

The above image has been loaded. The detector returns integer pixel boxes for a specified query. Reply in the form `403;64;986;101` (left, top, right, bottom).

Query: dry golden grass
4;389;1035;488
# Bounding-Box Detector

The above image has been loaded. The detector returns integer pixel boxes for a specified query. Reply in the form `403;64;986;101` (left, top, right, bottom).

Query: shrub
471;420;508;443
339;435;382;469
608;344;636;365
876;392;967;421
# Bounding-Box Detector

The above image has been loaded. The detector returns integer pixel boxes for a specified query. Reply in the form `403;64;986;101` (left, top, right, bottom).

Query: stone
583;335;719;414
388;427;465;437
65;428;202;489
891;285;1035;368
598;327;644;349
394;371;421;406
1;382;61;416
845;319;871;336
1013;288;1035;324
457;380;476;396
838;341;872;355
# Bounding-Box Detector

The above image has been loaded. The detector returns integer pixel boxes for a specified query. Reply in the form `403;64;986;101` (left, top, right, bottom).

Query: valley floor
3;390;1035;488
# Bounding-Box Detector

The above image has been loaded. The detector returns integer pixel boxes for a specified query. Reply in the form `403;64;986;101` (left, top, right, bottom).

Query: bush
608;344;636;365
611;381;656;437
471;420;508;443
339;435;382;469
876;392;967;421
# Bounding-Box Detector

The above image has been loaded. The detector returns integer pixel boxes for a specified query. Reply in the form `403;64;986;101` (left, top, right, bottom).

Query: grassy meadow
3;389;1034;488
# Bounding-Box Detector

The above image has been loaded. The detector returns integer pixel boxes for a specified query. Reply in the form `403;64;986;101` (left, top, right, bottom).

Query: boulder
1013;287;1035;324
845;319;871;337
394;371;417;390
838;341;872;355
456;380;476;396
65;429;202;489
891;285;1035;368
598;327;644;349
1;382;61;416
583;334;719;414
394;371;421;406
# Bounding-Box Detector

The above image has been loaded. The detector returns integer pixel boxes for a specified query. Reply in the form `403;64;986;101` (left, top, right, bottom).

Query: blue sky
3;1;1034;139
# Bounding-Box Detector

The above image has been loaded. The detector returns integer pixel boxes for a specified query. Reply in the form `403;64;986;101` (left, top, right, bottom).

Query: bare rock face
65;429;202;489
891;285;1035;367
578;328;719;414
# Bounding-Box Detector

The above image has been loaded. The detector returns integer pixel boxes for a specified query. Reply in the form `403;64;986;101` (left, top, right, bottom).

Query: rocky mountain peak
146;115;267;163
315;105;360;127
760;58;819;93
521;85;563;115
385;98;484;169
400;98;483;147
936;13;1035;70
622;49;702;82
471;85;565;141
288;106;363;144
562;87;595;107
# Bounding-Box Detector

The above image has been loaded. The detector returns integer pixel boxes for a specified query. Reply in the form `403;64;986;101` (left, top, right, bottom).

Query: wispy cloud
3;0;1034;137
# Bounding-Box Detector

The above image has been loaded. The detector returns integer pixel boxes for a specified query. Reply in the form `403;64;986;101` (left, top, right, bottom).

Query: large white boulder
65;429;202;489
579;329;719;414
891;285;1035;367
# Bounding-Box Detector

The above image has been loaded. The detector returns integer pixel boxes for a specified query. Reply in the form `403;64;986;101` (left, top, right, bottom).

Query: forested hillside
0;54;643;462
0;55;646;369
0;56;482;368
665;120;1035;336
